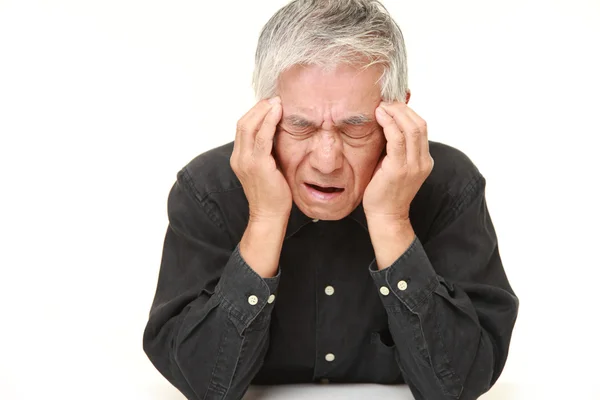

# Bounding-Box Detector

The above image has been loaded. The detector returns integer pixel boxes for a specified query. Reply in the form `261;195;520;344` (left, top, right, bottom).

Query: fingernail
268;96;281;104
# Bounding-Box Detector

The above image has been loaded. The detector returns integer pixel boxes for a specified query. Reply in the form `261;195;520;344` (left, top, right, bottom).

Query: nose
309;131;343;175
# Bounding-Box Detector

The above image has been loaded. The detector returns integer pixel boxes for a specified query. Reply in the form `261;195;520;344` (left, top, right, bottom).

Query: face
274;63;386;220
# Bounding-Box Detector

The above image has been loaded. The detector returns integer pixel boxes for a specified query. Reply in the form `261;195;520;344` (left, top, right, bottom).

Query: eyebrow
283;113;373;128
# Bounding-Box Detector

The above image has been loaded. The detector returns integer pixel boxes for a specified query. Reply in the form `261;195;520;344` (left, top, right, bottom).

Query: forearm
144;245;280;400
368;232;518;399
174;290;273;399
367;216;415;270
240;215;288;278
385;279;497;399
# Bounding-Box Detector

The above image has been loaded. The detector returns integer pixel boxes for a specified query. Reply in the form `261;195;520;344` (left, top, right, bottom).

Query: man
143;1;519;399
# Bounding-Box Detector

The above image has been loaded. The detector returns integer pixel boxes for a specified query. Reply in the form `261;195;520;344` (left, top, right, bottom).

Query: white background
1;0;599;399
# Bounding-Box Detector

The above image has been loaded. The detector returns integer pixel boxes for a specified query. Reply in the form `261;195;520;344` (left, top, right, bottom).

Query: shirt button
379;286;390;296
248;295;258;305
312;218;319;223
325;353;335;362
397;280;408;291
324;285;335;296
267;294;275;304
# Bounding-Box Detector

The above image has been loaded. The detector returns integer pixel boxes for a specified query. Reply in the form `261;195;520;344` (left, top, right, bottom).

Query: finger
253;101;283;158
380;102;422;166
235;98;278;157
375;105;406;166
236;99;272;156
402;105;431;167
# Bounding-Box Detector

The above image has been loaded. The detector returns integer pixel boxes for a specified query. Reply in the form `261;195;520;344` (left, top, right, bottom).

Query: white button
379;286;390;296
325;353;335;362
248;295;258;305
267;294;275;304
397;280;408;291
312;218;319;223
324;285;335;296
320;378;330;384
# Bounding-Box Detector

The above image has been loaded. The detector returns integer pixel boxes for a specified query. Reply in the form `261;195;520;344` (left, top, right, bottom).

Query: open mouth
306;183;344;193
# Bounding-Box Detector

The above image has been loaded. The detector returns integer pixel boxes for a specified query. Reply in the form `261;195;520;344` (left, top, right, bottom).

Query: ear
405;89;411;104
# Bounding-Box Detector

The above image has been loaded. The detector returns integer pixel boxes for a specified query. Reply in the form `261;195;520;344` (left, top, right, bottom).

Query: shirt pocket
365;329;405;384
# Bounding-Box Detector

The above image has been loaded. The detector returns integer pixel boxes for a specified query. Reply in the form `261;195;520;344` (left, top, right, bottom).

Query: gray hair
252;0;408;102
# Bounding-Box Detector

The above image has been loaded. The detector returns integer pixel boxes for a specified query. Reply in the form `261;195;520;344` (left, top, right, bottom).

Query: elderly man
143;1;519;399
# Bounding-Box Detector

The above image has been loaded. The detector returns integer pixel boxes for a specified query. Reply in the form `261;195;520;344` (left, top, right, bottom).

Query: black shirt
142;140;519;400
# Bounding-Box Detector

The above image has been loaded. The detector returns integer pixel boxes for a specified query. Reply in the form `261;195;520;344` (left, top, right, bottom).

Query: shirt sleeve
143;168;280;400
368;173;519;400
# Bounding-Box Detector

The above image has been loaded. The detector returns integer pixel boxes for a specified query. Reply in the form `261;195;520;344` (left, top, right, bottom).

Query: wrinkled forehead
277;63;383;122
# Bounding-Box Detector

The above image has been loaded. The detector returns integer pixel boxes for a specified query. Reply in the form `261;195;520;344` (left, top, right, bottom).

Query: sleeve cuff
369;235;440;312
214;244;281;331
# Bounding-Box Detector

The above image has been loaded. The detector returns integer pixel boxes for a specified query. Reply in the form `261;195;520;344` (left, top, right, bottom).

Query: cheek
348;142;385;183
274;135;305;173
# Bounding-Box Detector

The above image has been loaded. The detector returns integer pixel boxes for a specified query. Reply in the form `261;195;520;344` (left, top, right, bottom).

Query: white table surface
242;383;600;400
244;384;412;399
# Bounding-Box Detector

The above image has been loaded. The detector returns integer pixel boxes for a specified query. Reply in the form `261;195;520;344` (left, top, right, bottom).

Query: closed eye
342;125;376;139
278;125;313;137
343;130;370;139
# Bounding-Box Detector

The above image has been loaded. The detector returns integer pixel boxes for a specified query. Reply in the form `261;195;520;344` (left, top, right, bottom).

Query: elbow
457;330;502;400
142;319;177;382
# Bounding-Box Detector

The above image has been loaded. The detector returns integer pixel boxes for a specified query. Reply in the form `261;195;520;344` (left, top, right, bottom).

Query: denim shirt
143;140;519;400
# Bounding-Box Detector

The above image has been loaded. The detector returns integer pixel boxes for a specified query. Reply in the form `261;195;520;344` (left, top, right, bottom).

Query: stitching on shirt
181;166;244;201
215;289;249;330
200;185;247;233
215;281;269;335
219;315;258;400
206;324;231;399
179;168;226;231
408;312;429;364
408;276;439;312
450;174;485;216
221;336;244;399
180;167;254;247
430;173;485;236
407;287;464;398
172;297;222;400
431;300;463;397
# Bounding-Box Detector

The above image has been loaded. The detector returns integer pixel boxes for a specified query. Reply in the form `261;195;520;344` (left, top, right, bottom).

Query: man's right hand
231;97;290;278
230;97;292;221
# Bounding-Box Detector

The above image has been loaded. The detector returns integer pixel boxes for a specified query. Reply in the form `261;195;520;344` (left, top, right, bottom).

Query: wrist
240;217;289;278
366;214;411;233
248;206;291;224
366;217;415;270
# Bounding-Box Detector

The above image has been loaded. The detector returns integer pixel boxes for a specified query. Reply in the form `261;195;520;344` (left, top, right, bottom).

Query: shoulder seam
178;167;226;231
450;173;485;216
435;173;486;233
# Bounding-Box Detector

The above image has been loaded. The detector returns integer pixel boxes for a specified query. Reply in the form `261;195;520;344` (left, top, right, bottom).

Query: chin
310;209;350;221
295;198;355;221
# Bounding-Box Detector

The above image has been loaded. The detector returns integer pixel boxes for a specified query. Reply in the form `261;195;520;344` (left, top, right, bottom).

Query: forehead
277;63;382;117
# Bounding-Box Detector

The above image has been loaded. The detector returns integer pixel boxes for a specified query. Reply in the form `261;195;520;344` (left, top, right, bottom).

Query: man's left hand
363;101;434;224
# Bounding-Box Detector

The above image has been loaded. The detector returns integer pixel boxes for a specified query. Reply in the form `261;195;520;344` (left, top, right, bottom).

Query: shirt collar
284;201;369;239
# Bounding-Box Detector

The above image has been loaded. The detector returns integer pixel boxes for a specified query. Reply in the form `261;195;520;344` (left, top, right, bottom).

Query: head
253;0;410;220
